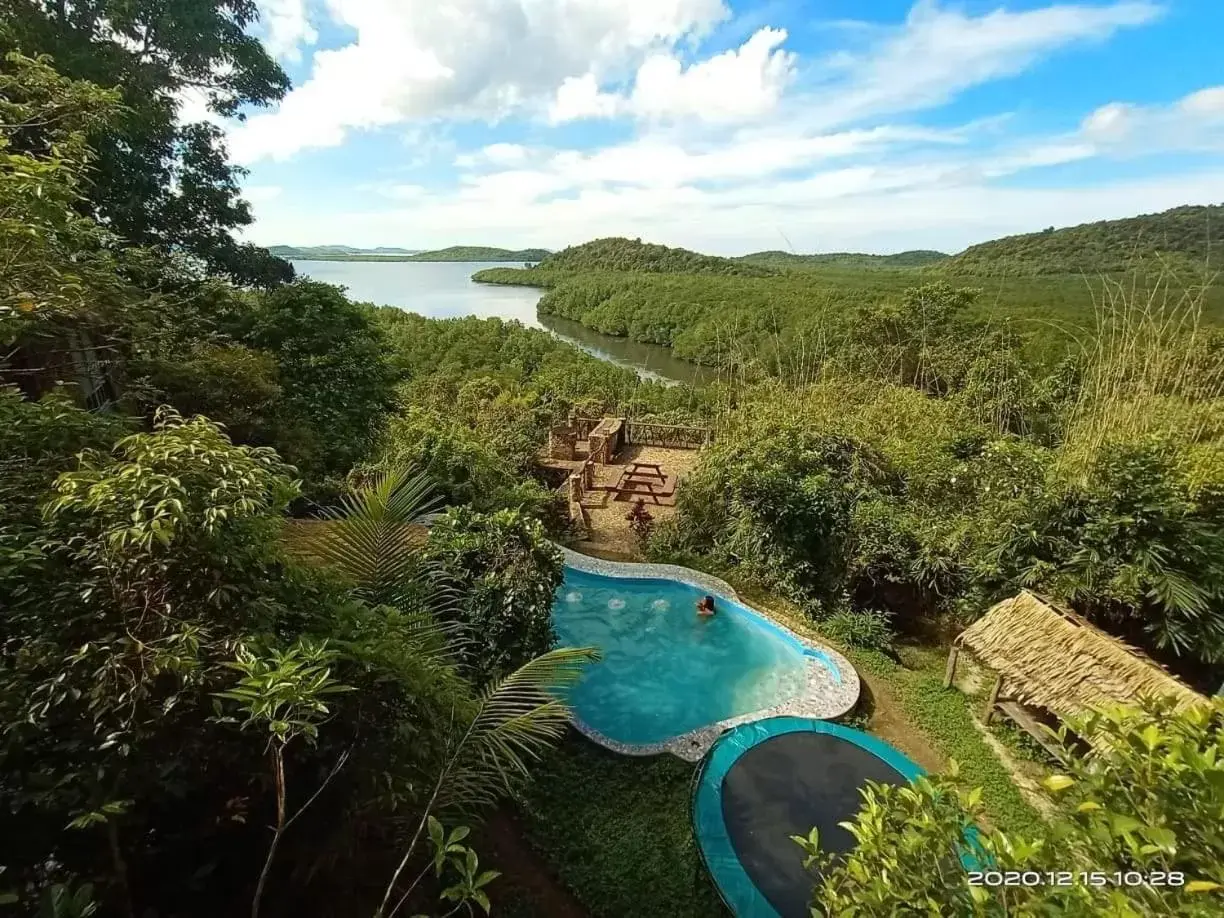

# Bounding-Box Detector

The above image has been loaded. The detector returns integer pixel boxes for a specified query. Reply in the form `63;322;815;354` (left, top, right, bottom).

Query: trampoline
693;717;923;918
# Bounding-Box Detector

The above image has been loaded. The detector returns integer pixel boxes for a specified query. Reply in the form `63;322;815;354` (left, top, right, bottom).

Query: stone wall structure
548;424;577;460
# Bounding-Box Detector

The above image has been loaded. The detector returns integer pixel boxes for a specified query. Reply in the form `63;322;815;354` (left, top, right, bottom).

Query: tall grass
1058;266;1224;479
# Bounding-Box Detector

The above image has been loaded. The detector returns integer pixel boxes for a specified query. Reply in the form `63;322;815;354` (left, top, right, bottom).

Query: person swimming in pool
696;595;716;617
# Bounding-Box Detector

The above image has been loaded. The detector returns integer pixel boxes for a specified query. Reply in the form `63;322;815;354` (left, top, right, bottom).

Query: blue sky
206;1;1224;254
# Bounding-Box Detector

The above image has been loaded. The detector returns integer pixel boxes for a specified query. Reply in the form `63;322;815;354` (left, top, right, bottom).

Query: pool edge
558;548;862;762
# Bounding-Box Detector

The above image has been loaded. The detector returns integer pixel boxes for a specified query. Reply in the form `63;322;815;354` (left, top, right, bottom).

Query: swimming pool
553;567;810;746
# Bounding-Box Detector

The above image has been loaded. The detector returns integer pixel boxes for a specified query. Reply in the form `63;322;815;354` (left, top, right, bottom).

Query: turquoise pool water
552;568;809;745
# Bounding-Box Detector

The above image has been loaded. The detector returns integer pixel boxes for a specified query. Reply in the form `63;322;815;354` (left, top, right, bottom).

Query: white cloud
628;27;796;123
1180;87;1224;118
259;0;318;62
232;0;729;162
548;74;622;123
241;0;1214;257
1080;85;1224;153
248;165;1224;256
807;0;1163;127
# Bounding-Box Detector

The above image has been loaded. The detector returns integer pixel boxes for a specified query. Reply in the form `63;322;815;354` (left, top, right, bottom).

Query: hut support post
982;674;1003;725
943;646;960;688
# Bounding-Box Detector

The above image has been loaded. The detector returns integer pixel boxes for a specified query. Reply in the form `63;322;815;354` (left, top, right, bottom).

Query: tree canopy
2;0;293;285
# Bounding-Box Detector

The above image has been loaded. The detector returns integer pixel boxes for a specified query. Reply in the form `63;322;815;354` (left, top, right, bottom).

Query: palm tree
302;467;597;918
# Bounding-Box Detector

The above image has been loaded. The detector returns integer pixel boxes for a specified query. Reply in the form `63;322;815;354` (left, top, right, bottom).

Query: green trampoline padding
692;717;924;918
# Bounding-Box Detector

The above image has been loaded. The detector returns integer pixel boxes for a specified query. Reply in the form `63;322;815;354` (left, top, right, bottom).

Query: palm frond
439;646;599;811
310;467;459;614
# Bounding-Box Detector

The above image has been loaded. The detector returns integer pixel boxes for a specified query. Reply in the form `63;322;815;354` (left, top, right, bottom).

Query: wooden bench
994;700;1070;764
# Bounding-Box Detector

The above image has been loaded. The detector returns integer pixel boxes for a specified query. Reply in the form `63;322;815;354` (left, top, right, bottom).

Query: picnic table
627;461;666;480
614;466;675;504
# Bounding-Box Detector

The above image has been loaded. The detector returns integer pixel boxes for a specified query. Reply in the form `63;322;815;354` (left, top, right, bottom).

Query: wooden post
982;674;1003;725
943;645;960;688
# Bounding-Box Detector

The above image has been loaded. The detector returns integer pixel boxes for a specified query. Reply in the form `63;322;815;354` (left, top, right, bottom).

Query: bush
807;699;1224;916
819;609;895;652
424;506;563;685
625;499;654;543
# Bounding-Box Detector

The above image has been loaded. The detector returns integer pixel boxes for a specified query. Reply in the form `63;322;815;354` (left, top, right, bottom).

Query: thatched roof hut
947;591;1206;751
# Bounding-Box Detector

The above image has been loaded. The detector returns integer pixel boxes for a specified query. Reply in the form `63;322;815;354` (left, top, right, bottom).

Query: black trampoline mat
720;732;907;918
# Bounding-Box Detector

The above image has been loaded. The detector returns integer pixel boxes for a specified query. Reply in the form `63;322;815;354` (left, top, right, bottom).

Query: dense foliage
539;236;776;276
0;42;603;917
653;367;1224;671
424;507;564;686
2;0;293;285
737;250;949;270
368;310;715;515
806;700;1224;916
944;203;1224;277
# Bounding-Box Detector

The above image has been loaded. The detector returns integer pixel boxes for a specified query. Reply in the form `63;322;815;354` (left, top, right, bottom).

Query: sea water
553;568;808;745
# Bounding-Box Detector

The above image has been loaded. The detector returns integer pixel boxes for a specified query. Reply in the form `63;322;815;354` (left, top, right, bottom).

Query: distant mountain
942;203;1224;276
269;244;548;262
268;245;419;259
540;237;776;276
737;250;949;270
403;246;552;262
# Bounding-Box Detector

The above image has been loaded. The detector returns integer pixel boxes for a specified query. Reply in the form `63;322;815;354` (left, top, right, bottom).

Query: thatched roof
957;591;1206;723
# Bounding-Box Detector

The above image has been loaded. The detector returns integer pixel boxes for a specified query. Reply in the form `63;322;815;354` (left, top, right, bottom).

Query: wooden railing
625;421;712;449
569;415;714;450
571;415;600;439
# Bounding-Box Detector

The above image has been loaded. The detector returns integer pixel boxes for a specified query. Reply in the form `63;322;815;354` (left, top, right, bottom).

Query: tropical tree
2;0;292;285
301;466;597;916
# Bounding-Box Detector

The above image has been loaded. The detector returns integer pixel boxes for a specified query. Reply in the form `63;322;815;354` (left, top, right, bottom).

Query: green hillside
540;237;776;276
404;245;551;262
738;250;949;270
944;203;1224;276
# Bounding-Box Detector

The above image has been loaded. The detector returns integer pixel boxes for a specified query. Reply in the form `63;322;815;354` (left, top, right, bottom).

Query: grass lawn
514;735;725;917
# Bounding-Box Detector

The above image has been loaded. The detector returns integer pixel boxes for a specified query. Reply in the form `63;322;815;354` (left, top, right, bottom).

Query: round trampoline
693;717;923;918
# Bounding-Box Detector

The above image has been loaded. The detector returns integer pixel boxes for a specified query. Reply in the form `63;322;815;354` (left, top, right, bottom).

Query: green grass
516;735;725;917
849;647;1044;837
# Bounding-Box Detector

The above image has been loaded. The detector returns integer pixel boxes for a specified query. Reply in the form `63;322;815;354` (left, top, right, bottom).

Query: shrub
424;506;563;685
806;699;1224;916
625;499;654;543
819;609;895;652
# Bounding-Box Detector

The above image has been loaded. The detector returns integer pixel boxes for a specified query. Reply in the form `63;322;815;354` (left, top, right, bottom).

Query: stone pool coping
559;548;862;762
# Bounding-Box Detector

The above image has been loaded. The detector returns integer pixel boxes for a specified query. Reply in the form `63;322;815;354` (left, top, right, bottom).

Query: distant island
271;244;552;263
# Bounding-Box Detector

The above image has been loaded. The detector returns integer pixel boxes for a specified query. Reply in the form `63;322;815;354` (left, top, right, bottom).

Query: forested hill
540;237;777;276
405;245;552;262
268;245;418;258
738;250;948;270
943;203;1224;276
269;245;551;262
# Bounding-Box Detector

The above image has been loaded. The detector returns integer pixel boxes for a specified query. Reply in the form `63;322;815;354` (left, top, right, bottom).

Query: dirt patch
857;668;946;774
481;809;590;918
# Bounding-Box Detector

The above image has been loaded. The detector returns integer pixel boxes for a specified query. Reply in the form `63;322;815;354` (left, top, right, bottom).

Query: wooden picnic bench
627;461;666;480
614;469;676;504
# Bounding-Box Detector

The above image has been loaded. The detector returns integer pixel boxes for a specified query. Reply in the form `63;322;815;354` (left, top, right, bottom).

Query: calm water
290;259;703;385
553;568;807;745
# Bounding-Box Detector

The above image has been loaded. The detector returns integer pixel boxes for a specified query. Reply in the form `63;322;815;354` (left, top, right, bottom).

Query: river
290;260;705;385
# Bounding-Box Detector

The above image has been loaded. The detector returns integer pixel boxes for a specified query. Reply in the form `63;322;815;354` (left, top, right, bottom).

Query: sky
203;0;1224;255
